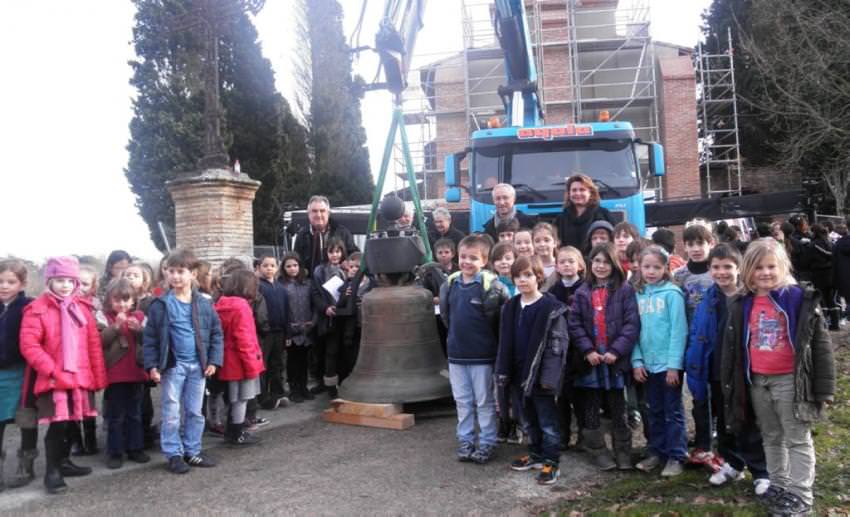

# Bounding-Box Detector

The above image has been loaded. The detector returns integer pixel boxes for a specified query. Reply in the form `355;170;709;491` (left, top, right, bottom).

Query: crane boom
493;0;543;126
374;0;428;97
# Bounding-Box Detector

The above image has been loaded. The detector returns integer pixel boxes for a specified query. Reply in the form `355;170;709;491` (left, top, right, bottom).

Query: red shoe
687;448;715;465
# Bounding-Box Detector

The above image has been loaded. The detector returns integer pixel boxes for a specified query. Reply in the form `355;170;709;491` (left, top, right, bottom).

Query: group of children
435;220;834;515
0;244;371;494
0;215;836;513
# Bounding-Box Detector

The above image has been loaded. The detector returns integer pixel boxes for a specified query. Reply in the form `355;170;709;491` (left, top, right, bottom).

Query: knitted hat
44;256;81;281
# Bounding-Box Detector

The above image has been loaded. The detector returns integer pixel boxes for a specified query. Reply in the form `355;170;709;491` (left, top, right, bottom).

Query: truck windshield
472;139;639;204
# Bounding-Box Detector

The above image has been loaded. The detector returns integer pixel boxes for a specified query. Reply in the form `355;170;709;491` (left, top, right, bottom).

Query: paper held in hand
322;275;345;303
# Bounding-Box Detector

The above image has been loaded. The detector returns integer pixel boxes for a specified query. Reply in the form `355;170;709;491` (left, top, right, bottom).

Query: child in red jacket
215;269;265;447
99;278;150;470
19;256;107;494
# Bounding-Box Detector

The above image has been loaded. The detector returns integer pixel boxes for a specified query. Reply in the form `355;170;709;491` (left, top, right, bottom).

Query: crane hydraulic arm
493;0;543;126
374;0;427;98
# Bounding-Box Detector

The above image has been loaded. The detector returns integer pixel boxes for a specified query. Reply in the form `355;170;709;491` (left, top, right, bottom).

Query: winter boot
7;448;38;488
227;422;261;447
585;429;616;471
613;427;633;470
81;417;98;455
44;429;67;495
60;429;91;477
67;421;84;456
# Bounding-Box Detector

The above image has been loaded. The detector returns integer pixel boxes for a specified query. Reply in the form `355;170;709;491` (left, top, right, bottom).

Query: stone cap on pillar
166;167;261;192
167;167;262;268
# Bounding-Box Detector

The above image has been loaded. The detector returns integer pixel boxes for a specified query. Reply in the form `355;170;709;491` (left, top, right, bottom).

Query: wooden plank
329;399;402;418
322;408;414;430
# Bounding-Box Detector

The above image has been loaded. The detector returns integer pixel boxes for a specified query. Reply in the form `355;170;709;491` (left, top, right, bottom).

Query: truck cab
445;121;666;233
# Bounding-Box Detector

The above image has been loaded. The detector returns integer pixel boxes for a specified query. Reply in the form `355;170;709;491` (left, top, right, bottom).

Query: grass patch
553;336;850;516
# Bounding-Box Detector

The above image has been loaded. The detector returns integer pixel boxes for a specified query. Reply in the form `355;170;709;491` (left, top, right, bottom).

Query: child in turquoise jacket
632;246;689;477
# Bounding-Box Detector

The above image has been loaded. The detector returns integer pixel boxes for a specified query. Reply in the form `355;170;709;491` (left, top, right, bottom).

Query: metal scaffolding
697;28;743;197
394;0;664;199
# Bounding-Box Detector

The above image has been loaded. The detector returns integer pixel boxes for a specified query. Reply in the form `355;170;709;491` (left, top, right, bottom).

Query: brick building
399;0;700;205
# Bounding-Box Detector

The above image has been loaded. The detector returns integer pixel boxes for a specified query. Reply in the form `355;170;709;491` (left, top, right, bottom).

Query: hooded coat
214;296;265;381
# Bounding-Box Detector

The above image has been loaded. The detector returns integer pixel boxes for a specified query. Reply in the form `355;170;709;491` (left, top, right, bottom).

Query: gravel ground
0;396;599;515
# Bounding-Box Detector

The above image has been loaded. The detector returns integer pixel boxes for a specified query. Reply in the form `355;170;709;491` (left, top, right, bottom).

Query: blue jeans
160;361;206;458
522;394;561;465
645;372;687;462
449;363;497;448
105;382;144;456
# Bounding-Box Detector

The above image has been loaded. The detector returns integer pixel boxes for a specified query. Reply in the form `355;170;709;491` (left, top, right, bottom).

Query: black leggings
583;388;628;431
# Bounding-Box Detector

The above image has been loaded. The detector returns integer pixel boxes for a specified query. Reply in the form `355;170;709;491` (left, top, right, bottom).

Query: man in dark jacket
292;196;359;276
427;207;465;250
833;217;850;319
482;184;536;241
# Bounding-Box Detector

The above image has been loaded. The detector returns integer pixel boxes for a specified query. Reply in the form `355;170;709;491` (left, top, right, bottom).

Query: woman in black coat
811;224;839;329
555;174;616;249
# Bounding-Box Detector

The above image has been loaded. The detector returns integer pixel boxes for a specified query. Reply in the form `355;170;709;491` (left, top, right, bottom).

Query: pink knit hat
44;256;81;281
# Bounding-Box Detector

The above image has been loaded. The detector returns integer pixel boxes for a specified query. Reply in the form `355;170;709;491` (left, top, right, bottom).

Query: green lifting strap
361;107;434;272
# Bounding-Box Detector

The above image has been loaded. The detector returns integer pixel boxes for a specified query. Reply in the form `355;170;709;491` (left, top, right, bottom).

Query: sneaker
471;444;495;464
228;431;262;447
635;454;662;472
497;419;510;444
290;390;305;403
709;461;743;486
628;410;642;431
456;442;475;462
302;388;316;401
309;384;327;395
106;455;123;469
753;478;771;497
506;423;524;445
167;455;190;474
184;452;216;468
205;423;225;437
510;455;544;471
248;417;270;428
661;459;685;477
757;484;786;505
768;491;812;515
328;386;339;399
536;463;560;485
688;448;716;466
127;450;151;464
277;396;291;408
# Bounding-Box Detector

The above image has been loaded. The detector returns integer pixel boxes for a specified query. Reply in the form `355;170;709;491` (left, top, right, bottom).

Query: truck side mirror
444;149;469;203
445;187;461;203
649;143;665;176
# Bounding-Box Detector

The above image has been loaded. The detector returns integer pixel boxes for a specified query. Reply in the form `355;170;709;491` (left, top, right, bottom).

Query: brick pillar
658;56;700;200
167;168;261;268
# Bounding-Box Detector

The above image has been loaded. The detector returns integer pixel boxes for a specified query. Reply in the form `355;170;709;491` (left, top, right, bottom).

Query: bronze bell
339;284;452;404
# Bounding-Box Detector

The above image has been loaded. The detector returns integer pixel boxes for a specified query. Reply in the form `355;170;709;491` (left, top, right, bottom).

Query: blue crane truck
444;0;665;233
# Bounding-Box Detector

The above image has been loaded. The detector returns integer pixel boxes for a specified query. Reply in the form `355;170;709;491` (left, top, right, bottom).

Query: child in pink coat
19;257;107;494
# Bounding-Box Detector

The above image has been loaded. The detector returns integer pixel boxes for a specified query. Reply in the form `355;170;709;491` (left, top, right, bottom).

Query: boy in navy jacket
497;256;568;485
257;254;290;409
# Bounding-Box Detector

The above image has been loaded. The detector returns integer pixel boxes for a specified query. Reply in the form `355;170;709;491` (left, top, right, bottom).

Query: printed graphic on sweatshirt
748;295;795;374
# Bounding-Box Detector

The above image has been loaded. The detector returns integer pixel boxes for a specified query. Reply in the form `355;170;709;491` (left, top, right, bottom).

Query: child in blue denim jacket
143;249;223;474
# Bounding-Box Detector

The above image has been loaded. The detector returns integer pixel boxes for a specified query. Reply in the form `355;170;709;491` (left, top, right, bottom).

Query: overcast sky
0;0;711;263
